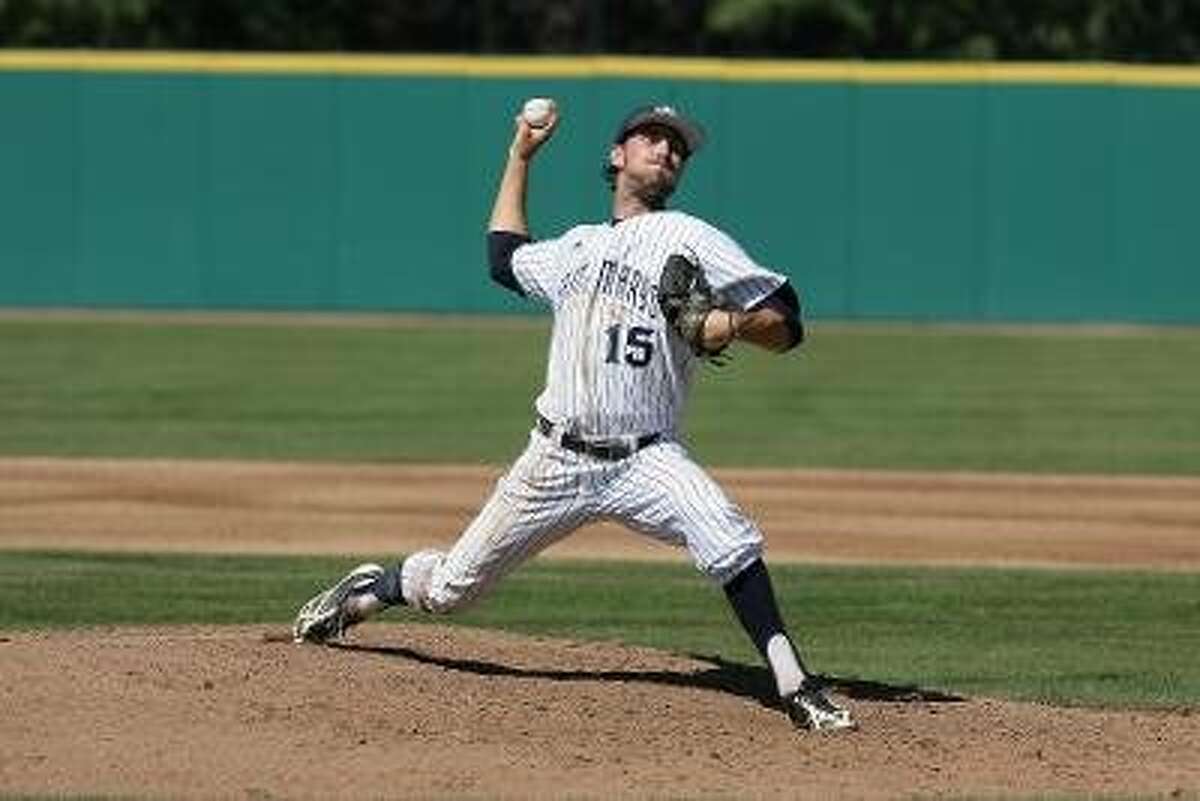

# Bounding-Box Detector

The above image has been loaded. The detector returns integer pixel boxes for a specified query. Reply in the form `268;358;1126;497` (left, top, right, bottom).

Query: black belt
536;415;661;461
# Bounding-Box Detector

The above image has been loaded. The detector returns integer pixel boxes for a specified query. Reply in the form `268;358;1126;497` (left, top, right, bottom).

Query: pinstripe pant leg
405;431;596;613
601;440;763;584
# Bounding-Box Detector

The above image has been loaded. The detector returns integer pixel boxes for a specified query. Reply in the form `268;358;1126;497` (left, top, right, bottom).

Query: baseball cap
613;104;706;157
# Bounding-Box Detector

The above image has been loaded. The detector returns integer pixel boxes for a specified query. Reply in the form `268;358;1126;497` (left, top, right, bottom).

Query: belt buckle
539;416;647;461
591;435;637;461
598;441;627;460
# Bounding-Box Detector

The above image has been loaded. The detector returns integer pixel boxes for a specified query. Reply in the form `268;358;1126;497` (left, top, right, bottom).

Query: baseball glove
658;253;726;359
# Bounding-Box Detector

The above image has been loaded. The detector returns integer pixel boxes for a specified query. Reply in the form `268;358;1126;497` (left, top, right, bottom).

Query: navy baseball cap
613;104;706;157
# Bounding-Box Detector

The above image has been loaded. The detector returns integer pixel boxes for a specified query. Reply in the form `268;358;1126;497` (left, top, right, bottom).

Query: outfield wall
2;52;1198;322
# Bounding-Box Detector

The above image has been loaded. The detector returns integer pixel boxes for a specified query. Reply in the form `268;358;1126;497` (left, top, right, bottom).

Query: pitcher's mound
0;623;1196;800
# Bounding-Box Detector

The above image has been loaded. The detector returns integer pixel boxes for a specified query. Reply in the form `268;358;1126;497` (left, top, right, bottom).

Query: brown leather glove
658;253;727;359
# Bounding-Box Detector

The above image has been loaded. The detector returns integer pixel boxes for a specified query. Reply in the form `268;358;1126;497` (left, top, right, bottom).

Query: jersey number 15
604;324;654;368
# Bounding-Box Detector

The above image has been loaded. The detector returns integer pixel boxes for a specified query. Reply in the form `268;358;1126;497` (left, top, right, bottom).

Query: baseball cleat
784;680;857;732
293;562;384;644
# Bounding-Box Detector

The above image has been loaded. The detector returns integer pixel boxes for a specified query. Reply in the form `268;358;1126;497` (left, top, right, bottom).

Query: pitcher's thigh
405;440;590;613
611;444;763;584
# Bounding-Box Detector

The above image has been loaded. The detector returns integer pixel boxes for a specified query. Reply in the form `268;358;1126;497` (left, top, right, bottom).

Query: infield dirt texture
2;458;1198;800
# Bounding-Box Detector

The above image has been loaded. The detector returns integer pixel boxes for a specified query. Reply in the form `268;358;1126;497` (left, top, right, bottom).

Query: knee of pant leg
701;539;763;586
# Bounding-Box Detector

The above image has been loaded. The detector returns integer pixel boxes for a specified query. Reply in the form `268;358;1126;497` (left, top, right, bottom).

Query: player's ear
609;143;625;172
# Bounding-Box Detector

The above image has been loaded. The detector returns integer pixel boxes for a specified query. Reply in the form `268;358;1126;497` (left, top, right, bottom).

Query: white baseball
522;97;556;128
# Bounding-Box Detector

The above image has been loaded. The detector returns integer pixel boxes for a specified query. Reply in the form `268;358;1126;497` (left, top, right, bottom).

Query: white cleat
293;563;384;644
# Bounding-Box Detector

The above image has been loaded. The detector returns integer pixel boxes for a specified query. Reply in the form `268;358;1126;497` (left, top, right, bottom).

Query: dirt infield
2;458;1199;800
4;457;1200;568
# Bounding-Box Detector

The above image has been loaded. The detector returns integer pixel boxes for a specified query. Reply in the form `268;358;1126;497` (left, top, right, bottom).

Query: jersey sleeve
686;218;789;311
511;228;589;305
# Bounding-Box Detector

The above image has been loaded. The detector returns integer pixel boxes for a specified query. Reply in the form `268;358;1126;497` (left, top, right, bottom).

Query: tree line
2;0;1198;62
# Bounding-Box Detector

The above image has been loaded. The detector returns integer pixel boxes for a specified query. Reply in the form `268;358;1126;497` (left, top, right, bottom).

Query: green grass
3;551;1197;710
1;317;1198;473
1;316;1196;716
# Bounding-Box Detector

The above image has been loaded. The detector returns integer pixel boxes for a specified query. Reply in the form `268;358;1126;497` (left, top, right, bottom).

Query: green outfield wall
2;52;1198;322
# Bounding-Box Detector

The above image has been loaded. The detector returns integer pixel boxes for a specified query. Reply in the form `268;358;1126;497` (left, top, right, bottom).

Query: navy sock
723;558;795;663
371;560;407;606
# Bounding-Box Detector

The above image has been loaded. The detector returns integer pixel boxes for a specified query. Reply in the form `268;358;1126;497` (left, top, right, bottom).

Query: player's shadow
330;641;964;711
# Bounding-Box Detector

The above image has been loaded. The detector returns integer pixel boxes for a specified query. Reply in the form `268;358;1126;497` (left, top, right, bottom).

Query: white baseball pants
401;428;764;613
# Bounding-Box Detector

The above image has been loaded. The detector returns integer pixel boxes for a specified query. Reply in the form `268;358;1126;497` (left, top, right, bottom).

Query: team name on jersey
562;257;660;319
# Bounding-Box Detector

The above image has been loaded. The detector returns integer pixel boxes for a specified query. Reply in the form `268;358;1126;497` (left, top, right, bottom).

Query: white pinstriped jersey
512;210;788;439
399;212;783;613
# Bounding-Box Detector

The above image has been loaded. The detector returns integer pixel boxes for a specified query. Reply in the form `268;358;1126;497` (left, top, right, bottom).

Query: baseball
522;97;556;128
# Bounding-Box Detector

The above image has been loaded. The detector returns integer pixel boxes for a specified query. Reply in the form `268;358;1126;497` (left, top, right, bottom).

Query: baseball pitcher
294;100;855;732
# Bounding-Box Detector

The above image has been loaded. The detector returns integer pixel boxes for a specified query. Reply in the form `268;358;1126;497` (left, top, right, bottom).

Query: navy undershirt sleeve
487;231;531;296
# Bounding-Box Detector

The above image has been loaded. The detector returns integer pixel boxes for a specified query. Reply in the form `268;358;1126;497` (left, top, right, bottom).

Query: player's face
611;124;689;206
